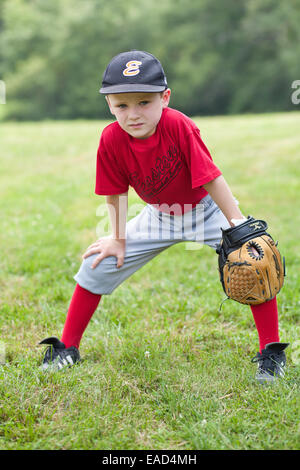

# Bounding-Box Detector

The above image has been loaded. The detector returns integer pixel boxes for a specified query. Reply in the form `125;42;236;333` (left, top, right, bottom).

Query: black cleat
251;342;289;384
39;336;81;371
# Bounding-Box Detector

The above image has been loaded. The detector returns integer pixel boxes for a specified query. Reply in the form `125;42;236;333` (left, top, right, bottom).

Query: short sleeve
184;128;222;188
95;134;129;195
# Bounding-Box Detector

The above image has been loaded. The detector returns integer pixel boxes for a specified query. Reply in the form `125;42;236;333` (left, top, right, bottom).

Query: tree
0;0;299;120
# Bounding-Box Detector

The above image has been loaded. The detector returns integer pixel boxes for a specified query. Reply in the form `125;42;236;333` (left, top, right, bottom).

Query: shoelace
44;345;77;365
251;351;282;372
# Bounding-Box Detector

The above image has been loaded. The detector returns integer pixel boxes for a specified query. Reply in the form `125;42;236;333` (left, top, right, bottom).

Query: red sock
61;284;101;349
250;296;280;352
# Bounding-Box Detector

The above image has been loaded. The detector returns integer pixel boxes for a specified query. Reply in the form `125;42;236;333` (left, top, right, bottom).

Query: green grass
0;112;299;450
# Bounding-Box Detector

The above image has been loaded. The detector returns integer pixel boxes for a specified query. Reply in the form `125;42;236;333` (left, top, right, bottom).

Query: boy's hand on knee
82;238;126;269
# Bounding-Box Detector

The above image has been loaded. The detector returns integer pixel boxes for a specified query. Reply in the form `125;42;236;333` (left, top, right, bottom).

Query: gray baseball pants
74;194;231;295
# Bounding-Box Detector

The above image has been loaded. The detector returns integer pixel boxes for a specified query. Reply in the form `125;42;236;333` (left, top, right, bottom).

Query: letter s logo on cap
123;60;142;77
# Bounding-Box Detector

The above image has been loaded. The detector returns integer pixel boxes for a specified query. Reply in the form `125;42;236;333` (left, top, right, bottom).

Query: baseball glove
216;216;285;305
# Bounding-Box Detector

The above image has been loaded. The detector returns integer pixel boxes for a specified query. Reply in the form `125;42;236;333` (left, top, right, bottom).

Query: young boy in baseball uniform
39;51;288;383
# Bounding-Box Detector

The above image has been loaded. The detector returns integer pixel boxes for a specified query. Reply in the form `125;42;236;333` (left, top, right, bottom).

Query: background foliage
0;0;299;120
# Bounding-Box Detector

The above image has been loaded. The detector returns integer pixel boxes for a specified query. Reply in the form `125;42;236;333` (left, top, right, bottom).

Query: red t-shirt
95;107;221;214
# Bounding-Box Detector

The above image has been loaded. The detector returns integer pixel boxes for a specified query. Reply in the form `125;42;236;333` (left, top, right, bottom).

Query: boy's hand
82;237;126;269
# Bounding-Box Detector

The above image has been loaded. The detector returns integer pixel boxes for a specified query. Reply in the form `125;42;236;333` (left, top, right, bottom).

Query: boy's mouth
129;123;144;128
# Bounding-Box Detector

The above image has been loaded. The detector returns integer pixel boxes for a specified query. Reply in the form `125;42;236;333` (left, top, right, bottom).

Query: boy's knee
73;254;119;295
79;254;118;276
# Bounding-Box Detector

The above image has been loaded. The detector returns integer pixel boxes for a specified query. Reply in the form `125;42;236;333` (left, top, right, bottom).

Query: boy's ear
162;88;171;108
105;96;115;116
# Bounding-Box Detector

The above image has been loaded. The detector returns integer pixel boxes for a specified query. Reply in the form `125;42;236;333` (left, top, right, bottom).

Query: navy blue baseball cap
99;50;168;94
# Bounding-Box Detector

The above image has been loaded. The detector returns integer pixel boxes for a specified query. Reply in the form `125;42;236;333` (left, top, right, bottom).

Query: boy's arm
82;192;128;269
106;192;128;240
203;175;245;227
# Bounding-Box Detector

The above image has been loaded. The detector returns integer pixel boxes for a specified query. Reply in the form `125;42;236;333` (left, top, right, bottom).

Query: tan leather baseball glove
216;217;285;305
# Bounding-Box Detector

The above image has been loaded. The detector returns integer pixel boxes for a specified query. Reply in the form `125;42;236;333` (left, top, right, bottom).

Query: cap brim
99;84;167;94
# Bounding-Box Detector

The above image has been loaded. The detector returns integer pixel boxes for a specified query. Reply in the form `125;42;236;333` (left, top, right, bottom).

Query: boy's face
106;89;171;139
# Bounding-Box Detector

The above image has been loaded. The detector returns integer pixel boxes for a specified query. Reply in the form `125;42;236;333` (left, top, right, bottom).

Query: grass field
0;111;299;450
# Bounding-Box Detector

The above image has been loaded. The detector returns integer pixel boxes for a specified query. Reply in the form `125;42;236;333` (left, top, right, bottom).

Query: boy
39;50;288;383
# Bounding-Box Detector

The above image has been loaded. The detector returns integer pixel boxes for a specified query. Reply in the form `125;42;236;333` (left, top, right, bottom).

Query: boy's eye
118;104;127;109
140;101;149;106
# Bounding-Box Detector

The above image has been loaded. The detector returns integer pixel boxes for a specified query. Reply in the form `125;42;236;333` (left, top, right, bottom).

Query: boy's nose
128;106;140;120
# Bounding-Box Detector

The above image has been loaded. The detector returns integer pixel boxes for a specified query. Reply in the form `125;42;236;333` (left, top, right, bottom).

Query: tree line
0;0;299;120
